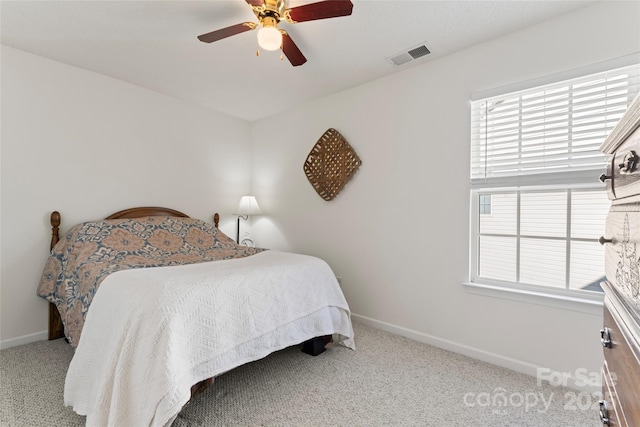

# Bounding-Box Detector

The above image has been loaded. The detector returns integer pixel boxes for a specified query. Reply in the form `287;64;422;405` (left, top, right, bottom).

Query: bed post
50;211;60;250
48;211;65;340
213;213;219;228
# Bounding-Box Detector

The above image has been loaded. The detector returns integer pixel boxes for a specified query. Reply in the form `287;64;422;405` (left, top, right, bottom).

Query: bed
37;207;354;427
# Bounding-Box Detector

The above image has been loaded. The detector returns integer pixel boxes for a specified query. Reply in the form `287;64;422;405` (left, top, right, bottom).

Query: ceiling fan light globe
257;26;282;51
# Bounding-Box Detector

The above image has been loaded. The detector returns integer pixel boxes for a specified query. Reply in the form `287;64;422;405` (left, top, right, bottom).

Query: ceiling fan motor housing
254;0;287;22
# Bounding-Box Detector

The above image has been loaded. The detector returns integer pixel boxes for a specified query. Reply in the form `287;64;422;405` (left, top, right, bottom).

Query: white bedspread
64;250;354;427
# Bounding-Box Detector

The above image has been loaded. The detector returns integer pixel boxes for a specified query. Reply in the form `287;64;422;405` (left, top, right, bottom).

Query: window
476;189;610;291
479;194;492;215
469;62;640;302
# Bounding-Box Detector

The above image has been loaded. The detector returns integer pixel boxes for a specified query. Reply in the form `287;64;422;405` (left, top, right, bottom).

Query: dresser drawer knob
600;327;612;348
598;173;612;183
618;150;638;174
598;236;613;245
599;400;610;425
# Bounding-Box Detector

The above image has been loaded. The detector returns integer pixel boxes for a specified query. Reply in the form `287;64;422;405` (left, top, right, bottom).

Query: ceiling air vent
388;43;431;67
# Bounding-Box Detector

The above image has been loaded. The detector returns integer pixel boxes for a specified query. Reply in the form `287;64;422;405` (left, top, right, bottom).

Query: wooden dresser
599;93;640;426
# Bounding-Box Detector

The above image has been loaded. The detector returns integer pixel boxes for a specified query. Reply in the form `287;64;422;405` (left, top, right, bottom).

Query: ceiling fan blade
197;22;255;43
281;33;307;66
245;0;264;6
287;0;353;23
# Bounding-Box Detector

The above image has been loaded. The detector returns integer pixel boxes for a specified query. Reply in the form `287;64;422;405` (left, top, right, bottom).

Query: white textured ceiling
1;0;595;121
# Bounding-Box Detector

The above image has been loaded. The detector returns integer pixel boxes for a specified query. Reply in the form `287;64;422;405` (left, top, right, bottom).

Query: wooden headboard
47;207;220;340
105;207;190;220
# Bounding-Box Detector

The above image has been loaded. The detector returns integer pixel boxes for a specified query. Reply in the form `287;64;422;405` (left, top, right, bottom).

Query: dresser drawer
604;207;640;313
604;125;640;202
602;299;640;426
602;363;623;426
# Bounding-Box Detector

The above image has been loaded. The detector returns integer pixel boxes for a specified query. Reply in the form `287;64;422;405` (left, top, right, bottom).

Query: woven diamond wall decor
303;128;362;201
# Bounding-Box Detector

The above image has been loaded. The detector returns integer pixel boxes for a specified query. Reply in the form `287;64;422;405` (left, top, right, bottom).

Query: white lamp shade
257;26;282;51
234;196;263;216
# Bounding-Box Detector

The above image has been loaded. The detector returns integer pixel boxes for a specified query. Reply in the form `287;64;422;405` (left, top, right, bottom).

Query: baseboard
0;331;48;350
351;313;599;393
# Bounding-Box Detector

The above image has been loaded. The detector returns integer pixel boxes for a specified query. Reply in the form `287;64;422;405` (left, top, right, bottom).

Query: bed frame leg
302;335;332;356
48;302;65;340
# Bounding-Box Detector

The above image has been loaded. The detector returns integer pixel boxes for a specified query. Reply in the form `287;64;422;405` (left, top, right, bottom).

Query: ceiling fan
197;0;354;66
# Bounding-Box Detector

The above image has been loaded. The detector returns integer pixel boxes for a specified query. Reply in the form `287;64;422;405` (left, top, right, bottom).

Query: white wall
0;46;252;347
250;1;640;383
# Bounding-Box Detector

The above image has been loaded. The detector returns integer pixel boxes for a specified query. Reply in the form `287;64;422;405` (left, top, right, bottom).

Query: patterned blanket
37;216;265;347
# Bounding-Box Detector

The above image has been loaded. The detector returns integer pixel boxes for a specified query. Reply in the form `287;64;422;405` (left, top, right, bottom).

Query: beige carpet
1;321;598;426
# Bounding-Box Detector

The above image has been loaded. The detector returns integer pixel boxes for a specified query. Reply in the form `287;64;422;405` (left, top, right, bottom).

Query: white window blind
471;64;640;183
